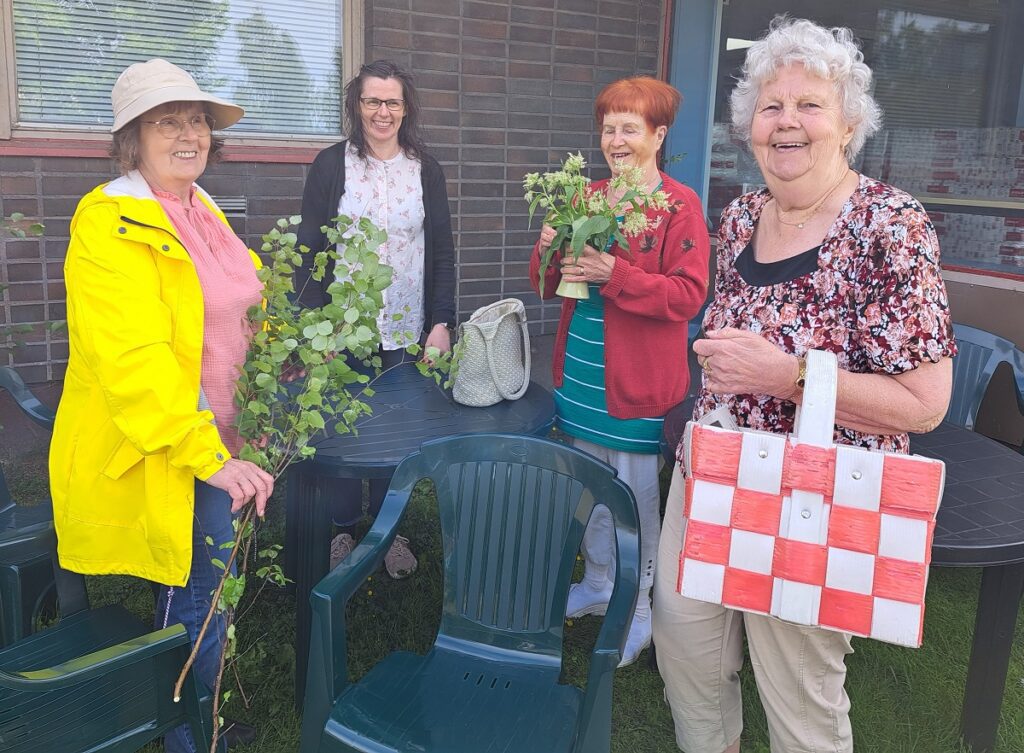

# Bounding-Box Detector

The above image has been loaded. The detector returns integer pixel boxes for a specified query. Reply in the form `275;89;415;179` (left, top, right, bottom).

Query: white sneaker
618;610;653;668
566;580;613;619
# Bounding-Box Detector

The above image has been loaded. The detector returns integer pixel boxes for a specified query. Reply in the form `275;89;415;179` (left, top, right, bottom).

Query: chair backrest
389;433;639;662
0;366;56;430
946;323;1024;431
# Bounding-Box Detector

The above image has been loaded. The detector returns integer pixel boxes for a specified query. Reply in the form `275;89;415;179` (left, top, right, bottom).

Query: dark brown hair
344;60;426;160
110;102;224;174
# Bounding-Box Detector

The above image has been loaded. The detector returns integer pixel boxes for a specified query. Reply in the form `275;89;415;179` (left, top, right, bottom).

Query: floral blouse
695;174;957;453
337;143;426;349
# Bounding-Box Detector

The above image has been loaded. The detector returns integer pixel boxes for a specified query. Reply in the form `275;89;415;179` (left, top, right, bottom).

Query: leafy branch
172;214;394;752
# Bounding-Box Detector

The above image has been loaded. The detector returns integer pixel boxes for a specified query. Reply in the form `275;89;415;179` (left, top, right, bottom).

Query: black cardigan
294;140;457;330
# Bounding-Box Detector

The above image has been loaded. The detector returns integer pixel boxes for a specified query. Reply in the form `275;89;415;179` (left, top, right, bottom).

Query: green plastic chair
300;433;640;753
0;366;57;646
0;558;218;753
947;323;1024;435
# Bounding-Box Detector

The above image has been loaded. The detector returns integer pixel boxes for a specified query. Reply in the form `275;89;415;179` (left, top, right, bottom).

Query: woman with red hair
530;76;710;666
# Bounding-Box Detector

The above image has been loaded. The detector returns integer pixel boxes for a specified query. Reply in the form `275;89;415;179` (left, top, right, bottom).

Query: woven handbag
451;298;531;407
677;350;946;647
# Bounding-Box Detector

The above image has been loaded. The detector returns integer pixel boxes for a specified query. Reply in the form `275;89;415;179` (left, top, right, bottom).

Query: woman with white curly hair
652;17;956;753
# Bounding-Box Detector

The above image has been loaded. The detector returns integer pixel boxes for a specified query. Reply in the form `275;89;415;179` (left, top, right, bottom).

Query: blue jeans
154;480;234;753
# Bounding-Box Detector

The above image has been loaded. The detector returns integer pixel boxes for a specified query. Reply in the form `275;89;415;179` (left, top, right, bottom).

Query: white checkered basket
677;350;946;647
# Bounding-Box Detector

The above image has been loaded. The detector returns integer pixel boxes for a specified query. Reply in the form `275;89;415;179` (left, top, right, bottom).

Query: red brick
600;0;638;20
10;305;45;324
412;51;459;72
558;10;597;30
462;38;507;57
416;70;460;91
464;18;509;40
410;15;457;34
462;129;507;146
511;7;554;25
554;64;594;83
462;1;509;21
3;241;42;261
373;8;410;29
413;33;458;53
465;57;508;77
463;76;507;94
5;264;44;283
510;24;552;44
0;176;36;195
375;28;412;48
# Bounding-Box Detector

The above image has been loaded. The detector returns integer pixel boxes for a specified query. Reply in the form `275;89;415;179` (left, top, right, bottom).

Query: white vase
556;279;590;299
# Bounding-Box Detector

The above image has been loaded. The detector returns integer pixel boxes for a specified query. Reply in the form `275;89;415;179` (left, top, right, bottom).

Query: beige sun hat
110;58;244;133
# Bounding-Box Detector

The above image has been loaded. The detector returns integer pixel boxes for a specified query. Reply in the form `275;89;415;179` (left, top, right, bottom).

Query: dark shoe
221;718;257;749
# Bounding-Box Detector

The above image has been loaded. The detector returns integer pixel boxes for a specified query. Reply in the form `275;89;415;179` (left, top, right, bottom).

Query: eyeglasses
140;113;216;138
359;97;405;112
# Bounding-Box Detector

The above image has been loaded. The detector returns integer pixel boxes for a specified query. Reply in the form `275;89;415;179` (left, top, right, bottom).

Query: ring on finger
701;356;712;375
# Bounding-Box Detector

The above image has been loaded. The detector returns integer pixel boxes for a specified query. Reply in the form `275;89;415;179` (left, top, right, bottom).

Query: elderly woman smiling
51;59;271;751
652;18;956;753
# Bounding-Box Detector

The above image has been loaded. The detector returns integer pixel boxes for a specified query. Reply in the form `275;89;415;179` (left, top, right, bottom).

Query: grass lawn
6;451;1024;753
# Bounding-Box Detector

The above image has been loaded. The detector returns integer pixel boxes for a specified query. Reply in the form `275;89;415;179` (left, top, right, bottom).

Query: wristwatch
795;356;807;391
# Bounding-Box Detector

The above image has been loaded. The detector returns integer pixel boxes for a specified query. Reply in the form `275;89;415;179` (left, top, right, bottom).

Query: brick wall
366;0;665;331
0;0;665;388
0;157;305;383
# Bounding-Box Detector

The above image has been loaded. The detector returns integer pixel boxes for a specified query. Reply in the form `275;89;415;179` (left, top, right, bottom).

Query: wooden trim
343;0;365;80
0;135;330;163
943;265;1024;287
0;0;14;140
659;0;674;79
919;195;1024;211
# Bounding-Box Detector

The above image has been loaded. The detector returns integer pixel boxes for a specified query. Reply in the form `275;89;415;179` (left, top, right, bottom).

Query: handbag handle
792;349;838;448
481;308;531;401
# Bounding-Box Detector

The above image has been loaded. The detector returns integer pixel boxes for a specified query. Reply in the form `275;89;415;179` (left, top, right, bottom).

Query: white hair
730;17;883;162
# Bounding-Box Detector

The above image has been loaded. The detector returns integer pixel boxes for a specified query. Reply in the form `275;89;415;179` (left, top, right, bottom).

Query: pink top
154;186;263;455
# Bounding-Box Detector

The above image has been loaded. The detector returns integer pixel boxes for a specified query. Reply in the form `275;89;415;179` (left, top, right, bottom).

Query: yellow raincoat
50;171;260;586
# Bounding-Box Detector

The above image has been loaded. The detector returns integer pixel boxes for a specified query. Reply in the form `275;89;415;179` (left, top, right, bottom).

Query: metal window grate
210;196;247;216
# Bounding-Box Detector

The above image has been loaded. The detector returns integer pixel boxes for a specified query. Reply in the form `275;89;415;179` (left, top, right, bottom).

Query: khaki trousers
652;464;854;753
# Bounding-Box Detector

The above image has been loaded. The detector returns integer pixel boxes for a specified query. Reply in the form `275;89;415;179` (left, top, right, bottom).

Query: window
7;0;351;137
707;0;1024;277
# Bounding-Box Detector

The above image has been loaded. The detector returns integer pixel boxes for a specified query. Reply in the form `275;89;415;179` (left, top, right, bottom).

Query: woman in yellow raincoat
49;59;273;752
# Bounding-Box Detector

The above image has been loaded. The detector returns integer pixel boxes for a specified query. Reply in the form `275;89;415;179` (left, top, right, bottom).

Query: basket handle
481;308;531;401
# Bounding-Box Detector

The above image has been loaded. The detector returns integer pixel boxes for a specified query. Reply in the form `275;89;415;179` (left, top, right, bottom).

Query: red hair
594;77;682;130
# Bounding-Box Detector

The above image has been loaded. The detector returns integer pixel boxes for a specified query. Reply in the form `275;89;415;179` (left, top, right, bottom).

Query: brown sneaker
329;533;355;570
384;535;417;579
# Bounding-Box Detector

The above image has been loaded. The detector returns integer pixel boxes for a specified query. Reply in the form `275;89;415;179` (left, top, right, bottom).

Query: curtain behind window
13;0;342;136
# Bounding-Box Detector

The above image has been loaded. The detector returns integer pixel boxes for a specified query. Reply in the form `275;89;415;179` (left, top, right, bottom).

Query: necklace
773;169;851;229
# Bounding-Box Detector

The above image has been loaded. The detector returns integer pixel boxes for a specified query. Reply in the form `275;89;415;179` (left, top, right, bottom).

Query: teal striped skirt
554;284;664;454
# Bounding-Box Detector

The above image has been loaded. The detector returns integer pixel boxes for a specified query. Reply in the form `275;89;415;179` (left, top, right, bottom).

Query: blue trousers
155;480;234;753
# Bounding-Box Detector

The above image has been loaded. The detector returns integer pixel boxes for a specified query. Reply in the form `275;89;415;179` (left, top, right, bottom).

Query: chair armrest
300;485;414;749
0;624;189;691
0;367;56;430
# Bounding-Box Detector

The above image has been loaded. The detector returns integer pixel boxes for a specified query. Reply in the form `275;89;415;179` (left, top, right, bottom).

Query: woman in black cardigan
295;60;456;579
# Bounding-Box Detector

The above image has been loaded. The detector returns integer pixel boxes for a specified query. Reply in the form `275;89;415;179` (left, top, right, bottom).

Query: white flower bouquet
524;152;671;299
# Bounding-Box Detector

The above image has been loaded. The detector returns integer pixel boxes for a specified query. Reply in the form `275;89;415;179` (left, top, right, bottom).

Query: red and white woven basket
677;350;946;647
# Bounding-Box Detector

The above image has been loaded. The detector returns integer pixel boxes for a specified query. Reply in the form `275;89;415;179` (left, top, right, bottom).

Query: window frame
0;0;363;149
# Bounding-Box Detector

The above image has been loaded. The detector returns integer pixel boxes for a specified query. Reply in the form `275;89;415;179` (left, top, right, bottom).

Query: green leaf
344;307;360;324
